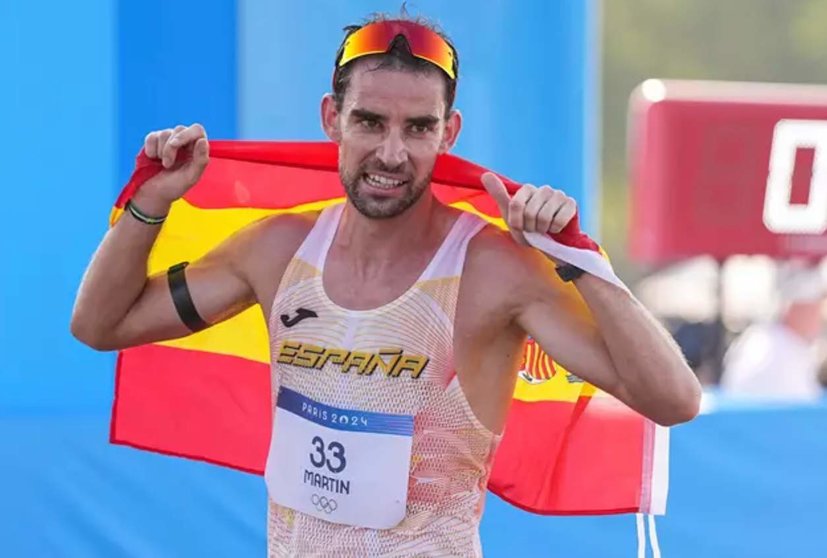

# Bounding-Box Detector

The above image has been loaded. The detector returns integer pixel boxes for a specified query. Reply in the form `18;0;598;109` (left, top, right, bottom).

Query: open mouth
362;172;409;191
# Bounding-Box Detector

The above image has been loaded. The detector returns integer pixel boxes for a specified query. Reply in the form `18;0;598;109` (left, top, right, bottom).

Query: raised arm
481;172;701;426
70;124;254;351
515;258;700;425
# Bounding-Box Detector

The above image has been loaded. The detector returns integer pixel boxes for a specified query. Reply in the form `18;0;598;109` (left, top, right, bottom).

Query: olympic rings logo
311;493;338;514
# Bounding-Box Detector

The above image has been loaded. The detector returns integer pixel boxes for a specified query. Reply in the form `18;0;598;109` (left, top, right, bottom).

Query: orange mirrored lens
338;21;456;79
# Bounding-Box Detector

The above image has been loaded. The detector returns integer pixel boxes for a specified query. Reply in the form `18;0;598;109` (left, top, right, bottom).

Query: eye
359;118;381;131
409;123;432;135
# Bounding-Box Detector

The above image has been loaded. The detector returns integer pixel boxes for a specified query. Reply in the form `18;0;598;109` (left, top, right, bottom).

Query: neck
336;191;441;269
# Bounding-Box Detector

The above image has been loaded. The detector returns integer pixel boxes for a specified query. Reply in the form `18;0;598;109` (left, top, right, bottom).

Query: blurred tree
601;0;827;279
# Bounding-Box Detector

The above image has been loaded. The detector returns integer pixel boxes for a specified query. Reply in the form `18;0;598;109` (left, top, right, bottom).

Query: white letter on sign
763;119;827;234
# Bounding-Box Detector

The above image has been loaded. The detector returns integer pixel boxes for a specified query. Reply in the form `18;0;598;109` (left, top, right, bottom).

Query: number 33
310;436;347;474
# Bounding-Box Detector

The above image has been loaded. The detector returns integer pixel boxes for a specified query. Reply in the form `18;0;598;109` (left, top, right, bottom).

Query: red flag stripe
489;397;646;515
111;344;271;475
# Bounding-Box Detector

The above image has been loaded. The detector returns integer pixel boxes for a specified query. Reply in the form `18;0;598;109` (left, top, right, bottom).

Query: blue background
2;0;825;556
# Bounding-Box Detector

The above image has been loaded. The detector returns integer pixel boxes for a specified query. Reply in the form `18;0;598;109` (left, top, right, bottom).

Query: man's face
322;62;461;219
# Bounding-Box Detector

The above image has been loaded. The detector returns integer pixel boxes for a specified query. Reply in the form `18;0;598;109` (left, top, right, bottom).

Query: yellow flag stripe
116;196;601;401
116;197;343;363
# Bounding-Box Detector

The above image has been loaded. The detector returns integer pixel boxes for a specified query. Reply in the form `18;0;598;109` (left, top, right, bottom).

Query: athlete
71;16;701;557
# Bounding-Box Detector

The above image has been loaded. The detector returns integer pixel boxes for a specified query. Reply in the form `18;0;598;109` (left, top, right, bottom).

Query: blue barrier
2;400;825;557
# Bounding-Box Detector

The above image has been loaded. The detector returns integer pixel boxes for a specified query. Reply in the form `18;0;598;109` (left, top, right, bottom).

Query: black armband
555;263;586;283
167;262;209;332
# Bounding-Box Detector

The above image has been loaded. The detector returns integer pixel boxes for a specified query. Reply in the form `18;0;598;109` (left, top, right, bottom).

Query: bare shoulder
467;225;530;267
218;211;320;307
240;211;319;255
464;224;588;325
465;225;557;295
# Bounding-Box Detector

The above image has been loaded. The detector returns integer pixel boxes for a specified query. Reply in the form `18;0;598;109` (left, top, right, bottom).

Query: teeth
365;173;404;188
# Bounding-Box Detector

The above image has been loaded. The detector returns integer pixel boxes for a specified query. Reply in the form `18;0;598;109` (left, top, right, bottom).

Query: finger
147;129;172;159
166;124;205;168
144;132;160;158
160;136;178;169
153;129;173;166
168;124;186;144
536;190;567;232
169;122;207;150
480;172;511;217
167;125;186;150
508;185;534;232
184;138;210;184
164;127;192;168
550;199;577;233
535;196;559;233
523;186;552;232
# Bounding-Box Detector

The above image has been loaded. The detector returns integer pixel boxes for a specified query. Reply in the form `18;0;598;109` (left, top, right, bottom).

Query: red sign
628;80;827;263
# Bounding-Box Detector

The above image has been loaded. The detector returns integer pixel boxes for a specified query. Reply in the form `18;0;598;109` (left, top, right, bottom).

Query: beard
340;159;431;219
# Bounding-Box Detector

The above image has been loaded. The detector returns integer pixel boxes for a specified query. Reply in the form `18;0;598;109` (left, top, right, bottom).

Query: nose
376;128;408;170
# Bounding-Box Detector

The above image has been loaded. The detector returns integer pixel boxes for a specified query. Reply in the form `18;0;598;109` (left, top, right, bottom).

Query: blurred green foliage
601;0;827;278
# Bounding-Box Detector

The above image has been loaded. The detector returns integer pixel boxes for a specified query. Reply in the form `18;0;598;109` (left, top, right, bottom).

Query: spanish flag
110;141;669;516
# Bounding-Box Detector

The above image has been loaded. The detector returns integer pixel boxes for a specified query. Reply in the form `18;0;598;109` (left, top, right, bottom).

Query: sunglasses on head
335;20;458;80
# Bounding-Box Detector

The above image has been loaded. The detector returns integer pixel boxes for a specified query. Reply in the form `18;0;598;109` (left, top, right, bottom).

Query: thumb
481;172;511;216
481;172;529;247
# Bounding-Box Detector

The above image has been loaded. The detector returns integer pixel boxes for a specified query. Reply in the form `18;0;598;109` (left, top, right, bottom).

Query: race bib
265;387;414;529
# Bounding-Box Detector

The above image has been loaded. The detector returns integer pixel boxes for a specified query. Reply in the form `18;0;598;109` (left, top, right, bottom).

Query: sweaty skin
71;60;700;439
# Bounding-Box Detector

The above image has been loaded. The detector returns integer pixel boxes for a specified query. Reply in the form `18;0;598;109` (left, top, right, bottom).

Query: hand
481;172;577;246
135;123;210;212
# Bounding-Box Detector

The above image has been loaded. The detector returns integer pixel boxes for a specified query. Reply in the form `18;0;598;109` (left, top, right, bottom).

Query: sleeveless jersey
265;203;500;557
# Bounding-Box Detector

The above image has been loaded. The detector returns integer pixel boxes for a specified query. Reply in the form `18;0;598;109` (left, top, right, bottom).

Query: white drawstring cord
648;514;661;558
636;513;646;558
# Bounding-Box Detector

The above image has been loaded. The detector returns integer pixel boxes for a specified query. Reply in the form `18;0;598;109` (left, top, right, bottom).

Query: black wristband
126;199;167;225
167;262;209;332
555;263;586;282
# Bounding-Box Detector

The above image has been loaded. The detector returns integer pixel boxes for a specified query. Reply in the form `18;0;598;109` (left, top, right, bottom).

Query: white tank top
265;203;499;557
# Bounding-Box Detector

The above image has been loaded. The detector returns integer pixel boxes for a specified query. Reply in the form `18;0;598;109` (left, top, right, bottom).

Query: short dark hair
332;14;459;117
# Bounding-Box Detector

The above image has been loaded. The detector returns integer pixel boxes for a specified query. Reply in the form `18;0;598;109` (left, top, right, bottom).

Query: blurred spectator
720;261;826;401
669;320;719;385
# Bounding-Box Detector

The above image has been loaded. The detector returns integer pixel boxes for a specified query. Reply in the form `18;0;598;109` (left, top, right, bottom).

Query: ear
321;94;342;143
438;109;462;154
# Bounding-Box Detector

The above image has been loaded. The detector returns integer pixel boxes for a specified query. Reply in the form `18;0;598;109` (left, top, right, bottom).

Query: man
72;16;700;557
722;261;826;401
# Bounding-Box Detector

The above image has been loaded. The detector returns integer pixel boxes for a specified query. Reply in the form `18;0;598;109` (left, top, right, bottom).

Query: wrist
130;190;173;218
